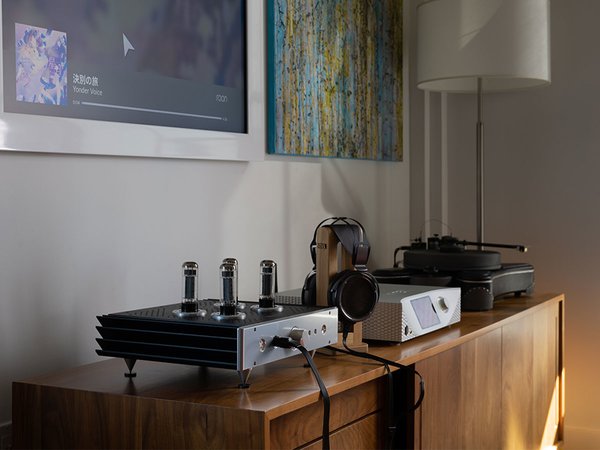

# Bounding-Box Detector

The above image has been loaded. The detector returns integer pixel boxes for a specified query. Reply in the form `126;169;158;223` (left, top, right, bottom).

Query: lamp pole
476;77;484;249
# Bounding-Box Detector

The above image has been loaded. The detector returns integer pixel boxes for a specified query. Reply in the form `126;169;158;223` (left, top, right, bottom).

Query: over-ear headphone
302;217;379;327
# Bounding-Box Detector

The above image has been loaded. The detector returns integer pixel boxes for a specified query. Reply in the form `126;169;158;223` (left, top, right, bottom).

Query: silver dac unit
362;284;461;343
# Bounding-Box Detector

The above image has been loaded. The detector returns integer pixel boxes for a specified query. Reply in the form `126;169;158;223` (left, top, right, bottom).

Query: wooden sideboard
13;293;564;449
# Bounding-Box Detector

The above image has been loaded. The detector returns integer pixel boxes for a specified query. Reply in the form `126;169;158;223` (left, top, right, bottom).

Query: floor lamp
416;0;551;246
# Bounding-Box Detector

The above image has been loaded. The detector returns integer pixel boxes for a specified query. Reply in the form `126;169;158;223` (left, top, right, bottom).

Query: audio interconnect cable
326;330;426;449
271;335;331;450
272;327;426;450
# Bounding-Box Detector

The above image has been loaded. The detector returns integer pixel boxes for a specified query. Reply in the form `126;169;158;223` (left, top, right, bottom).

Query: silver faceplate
238;307;338;370
363;284;461;343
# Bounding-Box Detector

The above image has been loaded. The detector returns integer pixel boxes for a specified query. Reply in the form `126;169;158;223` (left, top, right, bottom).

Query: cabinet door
270;378;385;449
298;413;381;450
502;303;561;449
414;328;503;450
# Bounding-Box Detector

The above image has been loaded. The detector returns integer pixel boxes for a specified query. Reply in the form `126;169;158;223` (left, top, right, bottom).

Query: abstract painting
267;0;403;160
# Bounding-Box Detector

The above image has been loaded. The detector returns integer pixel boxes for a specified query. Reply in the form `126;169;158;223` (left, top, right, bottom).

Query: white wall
0;151;409;424
416;0;600;447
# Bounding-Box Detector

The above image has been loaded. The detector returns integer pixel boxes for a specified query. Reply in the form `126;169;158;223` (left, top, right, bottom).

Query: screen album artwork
15;23;68;106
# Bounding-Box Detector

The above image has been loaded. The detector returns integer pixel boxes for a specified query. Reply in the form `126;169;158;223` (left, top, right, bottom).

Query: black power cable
328;334;425;411
272;336;330;450
272;330;425;450
326;331;426;449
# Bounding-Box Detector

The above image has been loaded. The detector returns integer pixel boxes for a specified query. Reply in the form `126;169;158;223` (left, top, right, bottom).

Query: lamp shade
417;0;550;92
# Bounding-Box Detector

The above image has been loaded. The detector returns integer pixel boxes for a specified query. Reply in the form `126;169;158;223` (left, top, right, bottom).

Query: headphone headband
309;217;370;266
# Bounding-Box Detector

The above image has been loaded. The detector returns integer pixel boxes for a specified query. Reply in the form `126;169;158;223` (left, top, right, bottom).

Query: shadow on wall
320;158;407;269
218;157;328;294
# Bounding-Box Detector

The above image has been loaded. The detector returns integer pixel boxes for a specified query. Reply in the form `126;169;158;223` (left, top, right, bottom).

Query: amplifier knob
438;297;449;313
289;328;309;346
259;338;267;352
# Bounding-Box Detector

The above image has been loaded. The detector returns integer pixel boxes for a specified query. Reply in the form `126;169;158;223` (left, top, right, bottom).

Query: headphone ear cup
301;270;317;306
328;270;379;325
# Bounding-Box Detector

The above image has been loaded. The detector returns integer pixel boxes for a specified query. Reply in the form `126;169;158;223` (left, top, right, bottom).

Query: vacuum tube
181;261;199;313
253;260;283;312
220;262;238;315
212;261;245;320
259;260;276;308
173;261;206;317
222;258;239;296
222;258;244;309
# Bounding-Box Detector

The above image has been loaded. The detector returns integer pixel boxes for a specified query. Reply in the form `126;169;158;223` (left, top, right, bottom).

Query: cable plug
271;335;299;348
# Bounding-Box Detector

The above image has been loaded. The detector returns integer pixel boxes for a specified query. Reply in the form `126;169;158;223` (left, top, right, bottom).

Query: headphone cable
272;336;330;450
327;332;425;413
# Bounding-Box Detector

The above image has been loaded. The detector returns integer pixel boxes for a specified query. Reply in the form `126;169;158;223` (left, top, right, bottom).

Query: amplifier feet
238;368;252;388
124;358;137;378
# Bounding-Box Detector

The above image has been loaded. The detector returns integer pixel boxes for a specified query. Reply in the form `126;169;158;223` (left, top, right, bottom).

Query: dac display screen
2;0;247;134
411;296;441;329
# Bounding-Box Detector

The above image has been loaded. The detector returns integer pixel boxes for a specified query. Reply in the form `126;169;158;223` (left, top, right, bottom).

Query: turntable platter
403;249;502;271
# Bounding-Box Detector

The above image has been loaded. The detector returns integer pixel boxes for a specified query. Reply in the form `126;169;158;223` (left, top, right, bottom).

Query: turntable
373;235;534;311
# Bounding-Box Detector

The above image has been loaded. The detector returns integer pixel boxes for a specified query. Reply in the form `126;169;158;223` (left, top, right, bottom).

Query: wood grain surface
13;293;564;449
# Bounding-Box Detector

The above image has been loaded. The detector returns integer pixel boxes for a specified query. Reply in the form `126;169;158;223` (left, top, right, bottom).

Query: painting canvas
267;0;403;160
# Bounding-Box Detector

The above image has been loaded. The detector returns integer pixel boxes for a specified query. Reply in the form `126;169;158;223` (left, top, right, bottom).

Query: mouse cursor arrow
123;33;135;57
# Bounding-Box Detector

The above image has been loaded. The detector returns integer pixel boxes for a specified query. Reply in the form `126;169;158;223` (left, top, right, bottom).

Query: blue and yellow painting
267;0;403;160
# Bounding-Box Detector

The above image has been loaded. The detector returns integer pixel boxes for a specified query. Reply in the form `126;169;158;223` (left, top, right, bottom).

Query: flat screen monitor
0;0;264;160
